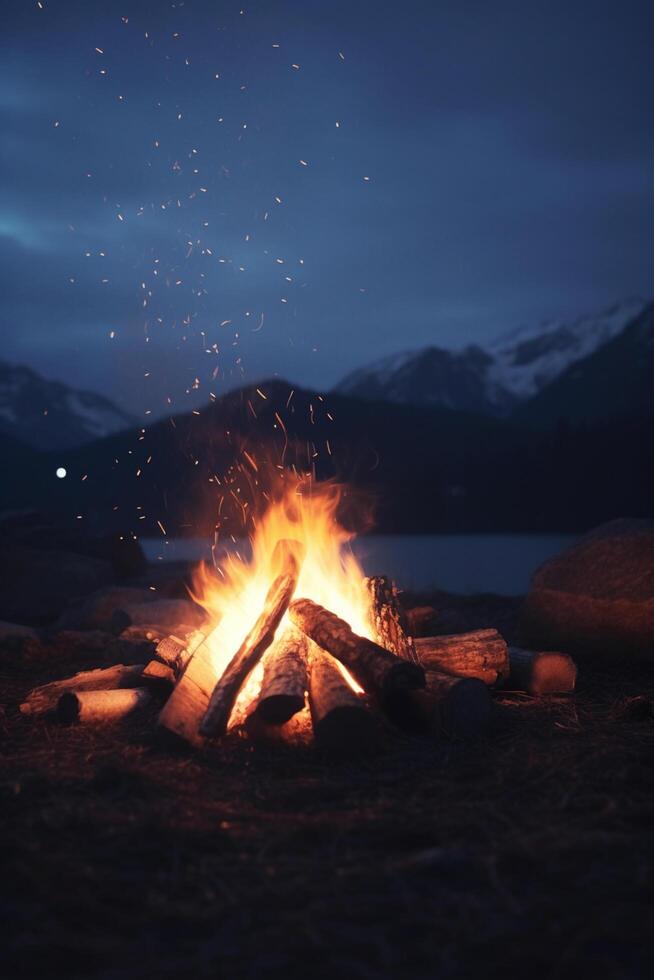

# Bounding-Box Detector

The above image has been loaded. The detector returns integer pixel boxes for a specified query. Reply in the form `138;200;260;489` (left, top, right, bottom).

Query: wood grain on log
199;540;304;739
308;643;378;752
253;624;308;724
142;659;176;691
365;575;418;662
409;669;492;739
58;688;151;724
508;647;577;695
157;634;217;746
20;663;145;716
414;630;509;685
289;599;425;719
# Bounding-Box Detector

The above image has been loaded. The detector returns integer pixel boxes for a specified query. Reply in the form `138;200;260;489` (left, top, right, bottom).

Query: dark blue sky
2;0;653;416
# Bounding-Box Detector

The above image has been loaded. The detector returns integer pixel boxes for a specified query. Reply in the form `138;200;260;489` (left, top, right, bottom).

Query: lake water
142;533;577;596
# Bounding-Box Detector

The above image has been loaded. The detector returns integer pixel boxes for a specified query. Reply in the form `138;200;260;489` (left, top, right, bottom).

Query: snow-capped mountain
0;361;136;451
335;299;648;416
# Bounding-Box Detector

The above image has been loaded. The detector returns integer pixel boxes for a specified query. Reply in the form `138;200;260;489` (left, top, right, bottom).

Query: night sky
2;0;653;418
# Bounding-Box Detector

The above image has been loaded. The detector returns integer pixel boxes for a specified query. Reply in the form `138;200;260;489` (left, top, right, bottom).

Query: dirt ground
1;594;653;980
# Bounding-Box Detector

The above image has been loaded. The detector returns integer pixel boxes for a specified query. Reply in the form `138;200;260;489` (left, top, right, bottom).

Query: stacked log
307;643;378;752
20;663;145;716
364;576;417;662
288;599;425;711
252;624;308;725
414;630;509;686
157;633;219;746
58;688;151;724
508;647;577;695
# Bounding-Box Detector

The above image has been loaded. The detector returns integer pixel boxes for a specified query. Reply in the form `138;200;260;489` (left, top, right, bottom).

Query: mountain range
0;360;136;450
335;298;653;424
1;298;652;535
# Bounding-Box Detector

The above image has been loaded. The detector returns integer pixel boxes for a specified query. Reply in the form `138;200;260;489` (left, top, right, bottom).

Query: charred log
308;643;378;753
58;687;151;724
253;624;308;725
508;647;577;695
289;599;425;711
414;630;509;685
157;634;217;746
365;575;418;662
20;663;145;716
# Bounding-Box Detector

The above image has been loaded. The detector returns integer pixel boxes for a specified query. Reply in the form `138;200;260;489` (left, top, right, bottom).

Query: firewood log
507;647;577;695
308;644;378;752
157;633;217;746
200;562;301;739
154;629;205;677
365;575;418;662
409;669;492;739
414;630;509;685
289;599;425;714
142;659;176;691
253;624;308;724
57;688;151;724
20;663;145;716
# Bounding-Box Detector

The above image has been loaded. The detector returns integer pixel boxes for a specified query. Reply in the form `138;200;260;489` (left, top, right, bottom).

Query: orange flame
191;478;371;714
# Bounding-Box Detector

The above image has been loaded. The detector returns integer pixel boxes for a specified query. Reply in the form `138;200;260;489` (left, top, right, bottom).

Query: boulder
0;546;114;626
56;586;158;632
115;598;207;630
521;519;654;657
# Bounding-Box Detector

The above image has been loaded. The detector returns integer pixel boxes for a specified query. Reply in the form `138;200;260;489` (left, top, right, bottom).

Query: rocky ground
1;565;653;979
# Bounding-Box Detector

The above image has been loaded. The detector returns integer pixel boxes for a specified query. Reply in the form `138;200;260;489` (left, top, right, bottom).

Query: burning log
200;555;302;738
308;644;378;752
289;599;425;713
414;630;509;686
365;575;418;662
253;624;308;725
20;663;145;716
507;647;577;695
410;670;492;739
157;634;217;746
57;688;151;725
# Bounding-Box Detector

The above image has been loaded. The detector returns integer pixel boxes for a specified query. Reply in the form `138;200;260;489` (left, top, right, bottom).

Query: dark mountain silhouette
4;380;652;538
0;360;136;450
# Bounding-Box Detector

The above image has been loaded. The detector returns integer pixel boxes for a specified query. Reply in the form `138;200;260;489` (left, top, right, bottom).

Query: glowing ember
192;479;370;718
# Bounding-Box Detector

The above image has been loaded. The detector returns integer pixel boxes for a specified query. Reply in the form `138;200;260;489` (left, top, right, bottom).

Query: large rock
521;519;654;656
55;586;158;632
0;546;114;626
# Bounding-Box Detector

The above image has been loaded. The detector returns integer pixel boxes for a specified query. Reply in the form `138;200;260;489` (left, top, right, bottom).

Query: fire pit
20;480;577;753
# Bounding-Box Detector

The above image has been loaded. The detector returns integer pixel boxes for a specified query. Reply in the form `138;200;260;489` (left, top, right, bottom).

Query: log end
57;692;81;724
256;692;306;726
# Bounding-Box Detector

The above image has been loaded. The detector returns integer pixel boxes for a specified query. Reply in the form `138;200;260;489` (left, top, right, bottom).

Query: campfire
21;479;578;751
